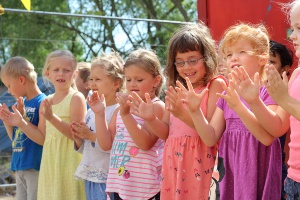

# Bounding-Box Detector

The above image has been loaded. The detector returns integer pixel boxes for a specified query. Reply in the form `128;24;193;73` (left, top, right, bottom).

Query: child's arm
0;103;13;140
70;122;84;150
0;99;46;145
88;92;116;151
182;77;276;146
204;78;226;122
177;78;224;147
118;93;164;151
128;92;169;140
231;67;290;138
266;65;300;121
42;92;86;140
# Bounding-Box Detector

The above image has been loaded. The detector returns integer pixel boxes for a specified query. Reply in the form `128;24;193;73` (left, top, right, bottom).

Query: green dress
38;91;86;200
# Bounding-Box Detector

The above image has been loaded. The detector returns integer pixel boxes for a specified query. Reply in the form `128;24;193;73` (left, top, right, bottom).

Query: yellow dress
38;91;86;200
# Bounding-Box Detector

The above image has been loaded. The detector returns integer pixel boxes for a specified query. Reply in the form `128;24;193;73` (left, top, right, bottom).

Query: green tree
0;0;197;74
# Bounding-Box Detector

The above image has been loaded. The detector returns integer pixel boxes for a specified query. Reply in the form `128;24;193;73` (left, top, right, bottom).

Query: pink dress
160;78;222;200
287;70;300;182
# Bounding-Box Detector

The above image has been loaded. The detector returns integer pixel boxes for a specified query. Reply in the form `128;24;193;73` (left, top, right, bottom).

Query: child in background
129;23;226;199
89;49;165;199
269;40;293;200
0;57;45;200
76;62;91;99
265;1;300;198
71;52;124;200
38;50;87;199
179;23;289;200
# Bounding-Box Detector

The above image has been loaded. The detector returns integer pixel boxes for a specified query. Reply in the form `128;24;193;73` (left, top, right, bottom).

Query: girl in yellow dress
37;50;87;200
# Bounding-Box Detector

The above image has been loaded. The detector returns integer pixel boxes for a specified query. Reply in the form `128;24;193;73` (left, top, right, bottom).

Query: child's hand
70;123;83;146
70;121;93;141
165;84;186;117
230;66;260;104
16;97;25;117
117;93;130;116
128;92;156;121
41;99;54;121
218;80;243;111
88;91;106;115
177;77;208;113
264;64;288;103
0;103;10;120
0;104;23;126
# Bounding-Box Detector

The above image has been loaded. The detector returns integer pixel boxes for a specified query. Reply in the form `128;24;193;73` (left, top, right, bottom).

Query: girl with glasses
128;22;226;199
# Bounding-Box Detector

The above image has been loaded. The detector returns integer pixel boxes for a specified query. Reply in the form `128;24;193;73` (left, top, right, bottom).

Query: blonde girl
88;49;165;199
180;23;289;199
71;52;124;200
129;22;226;200
38;50;87;200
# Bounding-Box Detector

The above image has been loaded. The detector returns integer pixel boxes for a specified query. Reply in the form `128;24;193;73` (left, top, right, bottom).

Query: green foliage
0;0;196;75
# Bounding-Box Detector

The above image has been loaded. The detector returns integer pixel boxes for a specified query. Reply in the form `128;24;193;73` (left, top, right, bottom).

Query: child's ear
113;79;121;90
45;69;50;77
153;75;162;88
84;81;90;90
19;76;26;84
73;70;78;79
282;65;291;74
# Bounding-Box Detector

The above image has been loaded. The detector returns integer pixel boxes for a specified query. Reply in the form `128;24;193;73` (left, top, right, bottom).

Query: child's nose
231;54;238;61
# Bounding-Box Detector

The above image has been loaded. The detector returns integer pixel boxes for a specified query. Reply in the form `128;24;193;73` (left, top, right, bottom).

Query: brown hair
124;49;163;97
164;22;218;88
77;62;91;83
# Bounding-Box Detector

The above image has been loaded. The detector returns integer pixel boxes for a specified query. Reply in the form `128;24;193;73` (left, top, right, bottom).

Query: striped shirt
106;98;164;200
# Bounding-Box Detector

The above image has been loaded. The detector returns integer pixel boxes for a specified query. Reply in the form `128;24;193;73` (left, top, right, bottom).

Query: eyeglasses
174;57;204;68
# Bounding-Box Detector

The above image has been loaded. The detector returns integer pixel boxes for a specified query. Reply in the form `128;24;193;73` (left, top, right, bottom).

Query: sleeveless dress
217;86;281;200
287;70;300;182
106;97;164;200
37;90;86;200
160;77;223;200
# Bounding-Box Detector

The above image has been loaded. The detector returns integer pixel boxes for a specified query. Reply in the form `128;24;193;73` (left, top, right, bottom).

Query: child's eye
126;79;131;82
226;54;232;58
137;79;143;82
240;51;246;54
269;60;275;64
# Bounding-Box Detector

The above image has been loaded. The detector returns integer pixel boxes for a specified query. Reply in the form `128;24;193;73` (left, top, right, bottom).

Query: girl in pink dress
265;1;300;198
129;22;226;200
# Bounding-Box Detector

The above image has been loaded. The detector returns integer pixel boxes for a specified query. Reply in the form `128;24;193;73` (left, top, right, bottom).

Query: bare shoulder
153;99;165;109
71;91;86;103
209;77;226;91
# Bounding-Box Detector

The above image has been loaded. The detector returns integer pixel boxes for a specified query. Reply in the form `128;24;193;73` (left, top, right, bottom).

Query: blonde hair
220;23;270;78
165;22;217;88
91;51;125;93
124;49;163;97
42;50;77;89
281;0;300;21
77;62;91;83
1;56;37;83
